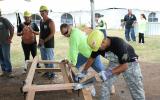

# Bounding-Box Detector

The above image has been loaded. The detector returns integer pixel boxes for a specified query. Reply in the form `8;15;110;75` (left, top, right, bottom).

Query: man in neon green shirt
60;23;104;75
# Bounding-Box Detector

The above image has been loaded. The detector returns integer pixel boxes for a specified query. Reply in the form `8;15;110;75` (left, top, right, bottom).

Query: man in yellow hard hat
81;30;145;100
17;11;39;72
60;24;105;79
39;5;56;79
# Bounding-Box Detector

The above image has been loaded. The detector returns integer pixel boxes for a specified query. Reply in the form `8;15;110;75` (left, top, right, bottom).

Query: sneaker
0;72;6;77
6;73;15;78
22;68;27;74
47;73;55;79
36;63;41;68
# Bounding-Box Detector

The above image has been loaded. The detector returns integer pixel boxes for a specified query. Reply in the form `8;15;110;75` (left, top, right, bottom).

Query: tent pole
90;0;95;29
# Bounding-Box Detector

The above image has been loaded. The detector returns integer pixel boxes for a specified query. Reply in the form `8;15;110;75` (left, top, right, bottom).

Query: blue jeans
0;43;12;73
100;29;107;38
125;28;136;41
40;47;54;68
76;53;104;73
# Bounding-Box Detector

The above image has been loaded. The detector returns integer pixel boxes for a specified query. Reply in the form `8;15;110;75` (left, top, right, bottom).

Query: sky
0;0;160;14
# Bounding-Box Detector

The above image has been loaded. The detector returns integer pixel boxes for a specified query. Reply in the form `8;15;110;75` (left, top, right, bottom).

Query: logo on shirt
44;25;47;29
122;54;128;61
0;22;3;26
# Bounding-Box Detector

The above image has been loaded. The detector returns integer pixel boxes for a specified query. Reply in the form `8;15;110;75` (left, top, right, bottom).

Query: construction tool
73;77;96;90
72;72;116;95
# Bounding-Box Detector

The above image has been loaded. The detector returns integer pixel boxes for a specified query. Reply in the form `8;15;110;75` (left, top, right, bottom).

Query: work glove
75;70;87;82
99;68;113;82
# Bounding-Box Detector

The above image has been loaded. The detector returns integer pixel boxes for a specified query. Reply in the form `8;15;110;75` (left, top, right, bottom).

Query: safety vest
96;17;107;30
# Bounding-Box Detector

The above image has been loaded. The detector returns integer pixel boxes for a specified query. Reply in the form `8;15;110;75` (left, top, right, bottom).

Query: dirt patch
0;62;160;100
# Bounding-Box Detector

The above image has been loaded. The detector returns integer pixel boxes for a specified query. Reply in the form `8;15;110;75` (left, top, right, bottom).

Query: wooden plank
82;89;93;100
35;68;61;72
26;90;36;100
69;65;79;76
60;63;73;93
24;83;75;92
64;64;74;82
26;60;61;64
23;56;38;92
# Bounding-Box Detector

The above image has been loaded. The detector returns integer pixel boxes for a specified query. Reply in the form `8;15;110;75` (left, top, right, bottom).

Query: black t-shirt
40;19;54;48
124;14;136;29
91;37;138;64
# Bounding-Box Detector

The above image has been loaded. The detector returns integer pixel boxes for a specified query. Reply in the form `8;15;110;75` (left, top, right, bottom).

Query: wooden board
82;89;92;100
23;56;38;87
24;83;75;92
23;57;93;100
26;60;60;64
60;63;73;93
35;68;61;72
26;90;35;100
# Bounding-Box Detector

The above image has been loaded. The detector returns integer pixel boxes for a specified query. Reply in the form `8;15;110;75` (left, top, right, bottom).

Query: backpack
22;24;35;44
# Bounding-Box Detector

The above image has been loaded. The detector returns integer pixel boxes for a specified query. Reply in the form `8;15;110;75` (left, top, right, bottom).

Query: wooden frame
22;56;93;100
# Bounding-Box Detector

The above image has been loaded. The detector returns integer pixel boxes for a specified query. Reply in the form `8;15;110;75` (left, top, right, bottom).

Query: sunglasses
62;30;68;35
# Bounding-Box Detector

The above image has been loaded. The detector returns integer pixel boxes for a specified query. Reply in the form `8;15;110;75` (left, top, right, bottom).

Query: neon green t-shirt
68;28;92;66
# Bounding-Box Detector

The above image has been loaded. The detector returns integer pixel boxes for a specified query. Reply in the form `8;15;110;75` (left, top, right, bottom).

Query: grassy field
11;29;160;67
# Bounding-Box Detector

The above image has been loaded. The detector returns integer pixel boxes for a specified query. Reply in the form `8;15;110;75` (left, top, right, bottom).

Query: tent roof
0;0;160;14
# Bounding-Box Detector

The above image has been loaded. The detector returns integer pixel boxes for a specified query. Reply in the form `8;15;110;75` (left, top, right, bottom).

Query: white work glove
75;70;87;82
99;68;113;81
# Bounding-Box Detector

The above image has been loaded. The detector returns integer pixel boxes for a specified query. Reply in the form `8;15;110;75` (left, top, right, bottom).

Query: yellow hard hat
40;5;48;11
24;11;31;17
87;30;104;52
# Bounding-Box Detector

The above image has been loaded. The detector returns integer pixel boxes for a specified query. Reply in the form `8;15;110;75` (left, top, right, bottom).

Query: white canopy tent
1;0;160;35
0;0;160;14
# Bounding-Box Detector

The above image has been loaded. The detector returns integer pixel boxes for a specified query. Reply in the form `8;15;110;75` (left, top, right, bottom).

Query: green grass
11;30;160;67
